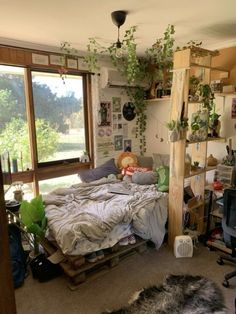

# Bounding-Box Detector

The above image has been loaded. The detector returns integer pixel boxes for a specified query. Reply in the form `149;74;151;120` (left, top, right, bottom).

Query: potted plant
209;112;221;137
189;110;208;142
166;119;180;142
145;24;175;98
189;75;200;101
19;195;47;257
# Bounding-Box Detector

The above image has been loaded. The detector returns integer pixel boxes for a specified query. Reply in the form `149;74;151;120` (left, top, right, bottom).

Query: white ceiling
1;0;236;55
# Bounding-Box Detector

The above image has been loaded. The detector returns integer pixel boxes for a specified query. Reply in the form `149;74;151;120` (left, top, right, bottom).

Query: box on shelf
217;164;236;186
222;85;236;93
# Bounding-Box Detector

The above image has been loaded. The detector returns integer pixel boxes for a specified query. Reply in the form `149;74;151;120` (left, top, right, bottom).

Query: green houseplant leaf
20;194;47;238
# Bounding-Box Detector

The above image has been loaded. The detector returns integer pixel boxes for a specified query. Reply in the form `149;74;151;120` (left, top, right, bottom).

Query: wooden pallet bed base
41;237;147;290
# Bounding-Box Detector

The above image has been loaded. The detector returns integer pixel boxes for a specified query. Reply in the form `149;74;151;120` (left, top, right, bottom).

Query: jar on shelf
207;154;218;167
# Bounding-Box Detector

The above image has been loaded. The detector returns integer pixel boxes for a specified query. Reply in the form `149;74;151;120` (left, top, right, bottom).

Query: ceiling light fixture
111;10;127;58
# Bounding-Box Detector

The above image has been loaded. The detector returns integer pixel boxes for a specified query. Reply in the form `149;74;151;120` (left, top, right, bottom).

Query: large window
32;71;86;163
0;46;92;195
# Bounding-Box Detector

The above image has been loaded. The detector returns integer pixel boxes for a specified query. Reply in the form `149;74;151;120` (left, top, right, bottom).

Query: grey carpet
15;244;236;314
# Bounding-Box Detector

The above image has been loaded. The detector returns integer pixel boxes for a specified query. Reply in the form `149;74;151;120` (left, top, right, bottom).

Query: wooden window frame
0;45;94;195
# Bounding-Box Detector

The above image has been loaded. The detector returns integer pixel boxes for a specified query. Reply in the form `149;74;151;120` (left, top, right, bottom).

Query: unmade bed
43;178;168;256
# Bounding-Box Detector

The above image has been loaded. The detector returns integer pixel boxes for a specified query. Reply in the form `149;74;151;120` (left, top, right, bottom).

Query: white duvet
43;178;168;256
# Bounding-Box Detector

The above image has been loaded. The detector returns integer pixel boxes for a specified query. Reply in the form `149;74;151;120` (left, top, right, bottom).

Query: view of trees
0;72;84;167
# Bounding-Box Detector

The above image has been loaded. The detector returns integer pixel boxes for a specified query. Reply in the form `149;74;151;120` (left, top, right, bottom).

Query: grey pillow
137;156;153;169
78;158;119;183
153;153;170;169
132;171;157;185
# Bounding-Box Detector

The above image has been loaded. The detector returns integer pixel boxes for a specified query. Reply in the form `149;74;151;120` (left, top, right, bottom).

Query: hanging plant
59;41;78;83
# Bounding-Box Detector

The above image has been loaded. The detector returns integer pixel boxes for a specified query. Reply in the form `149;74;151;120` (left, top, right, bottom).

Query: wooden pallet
41;237;147;290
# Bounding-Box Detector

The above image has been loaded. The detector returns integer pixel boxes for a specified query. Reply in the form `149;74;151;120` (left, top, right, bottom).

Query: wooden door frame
0;162;17;314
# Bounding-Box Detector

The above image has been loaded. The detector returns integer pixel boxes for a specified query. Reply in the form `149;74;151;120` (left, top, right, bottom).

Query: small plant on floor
20;195;47;256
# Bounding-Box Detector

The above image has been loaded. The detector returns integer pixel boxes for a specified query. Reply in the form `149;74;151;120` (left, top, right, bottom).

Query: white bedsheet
43;178;168;255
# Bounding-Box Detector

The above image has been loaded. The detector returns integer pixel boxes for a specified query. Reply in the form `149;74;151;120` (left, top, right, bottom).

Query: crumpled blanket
43;178;168;255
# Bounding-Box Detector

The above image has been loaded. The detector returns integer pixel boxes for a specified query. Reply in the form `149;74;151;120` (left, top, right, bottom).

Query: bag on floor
8;224;27;288
29;253;63;282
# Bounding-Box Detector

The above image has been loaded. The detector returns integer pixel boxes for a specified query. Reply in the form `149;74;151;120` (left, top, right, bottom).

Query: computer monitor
224;188;236;230
221;188;236;248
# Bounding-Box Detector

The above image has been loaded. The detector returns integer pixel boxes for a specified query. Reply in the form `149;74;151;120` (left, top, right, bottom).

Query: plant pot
168;129;180;142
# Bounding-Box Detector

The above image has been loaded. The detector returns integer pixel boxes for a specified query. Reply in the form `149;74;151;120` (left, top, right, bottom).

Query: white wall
93;77;140;166
145;98;171;157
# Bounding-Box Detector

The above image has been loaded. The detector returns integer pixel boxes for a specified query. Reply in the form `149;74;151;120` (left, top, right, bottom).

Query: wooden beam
0;163;17;314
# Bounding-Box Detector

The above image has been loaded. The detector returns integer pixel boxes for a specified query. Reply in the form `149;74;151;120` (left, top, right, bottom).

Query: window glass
0;65;31;171
31;71;86;163
39;174;81;195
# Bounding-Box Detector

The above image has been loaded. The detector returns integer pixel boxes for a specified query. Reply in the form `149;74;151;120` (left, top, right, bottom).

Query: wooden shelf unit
168;47;226;247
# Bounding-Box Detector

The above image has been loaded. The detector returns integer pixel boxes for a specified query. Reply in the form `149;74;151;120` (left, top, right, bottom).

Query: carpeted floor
15;243;235;314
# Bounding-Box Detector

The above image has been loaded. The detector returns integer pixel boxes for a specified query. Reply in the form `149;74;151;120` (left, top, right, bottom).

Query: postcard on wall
32;53;49;66
98;102;111;127
124;139;132;152
112;97;121;112
50;54;63;66
123;124;128;137
114;135;123;151
78;58;89;71
232;98;236;118
67;58;78;69
118;123;123;130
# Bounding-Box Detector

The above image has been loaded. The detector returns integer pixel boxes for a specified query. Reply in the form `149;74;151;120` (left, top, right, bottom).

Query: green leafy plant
197;84;215;111
145;24;175;94
20;195;47;255
166;119;178;131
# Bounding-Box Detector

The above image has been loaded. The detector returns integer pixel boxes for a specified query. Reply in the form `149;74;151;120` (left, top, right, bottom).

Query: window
31;71;86;164
0;46;93;195
0;65;31;172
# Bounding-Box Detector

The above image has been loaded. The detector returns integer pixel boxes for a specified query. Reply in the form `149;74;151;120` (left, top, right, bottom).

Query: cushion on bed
122;166;151;176
137;156;153;169
132;171;157;185
153;153;170;169
78;158;120;183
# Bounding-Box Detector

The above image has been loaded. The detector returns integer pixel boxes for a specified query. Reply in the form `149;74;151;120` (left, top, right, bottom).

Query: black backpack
8;224;27;288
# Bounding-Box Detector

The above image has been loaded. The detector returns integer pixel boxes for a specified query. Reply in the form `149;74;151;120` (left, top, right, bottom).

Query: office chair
217;188;236;288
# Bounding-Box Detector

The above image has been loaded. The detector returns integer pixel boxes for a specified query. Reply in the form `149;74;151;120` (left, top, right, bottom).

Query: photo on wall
232;98;236;118
112;97;121;112
114;135;123;151
98;102;111;127
124;139;132;152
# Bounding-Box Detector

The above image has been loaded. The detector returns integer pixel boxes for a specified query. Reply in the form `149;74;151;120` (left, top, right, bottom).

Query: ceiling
1;0;236;55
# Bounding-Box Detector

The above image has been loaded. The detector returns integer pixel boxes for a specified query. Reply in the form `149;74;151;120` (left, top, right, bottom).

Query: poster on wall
114;135;123;151
232;98;236;118
112;97;121;112
97;141;114;158
124;139;132;152
98;102;112;127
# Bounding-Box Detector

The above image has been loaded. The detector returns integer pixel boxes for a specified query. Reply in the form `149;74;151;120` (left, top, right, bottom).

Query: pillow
78;158;119;183
153;153;170;169
156;165;169;192
137;156;153;169
132;171;157;185
122;166;151;176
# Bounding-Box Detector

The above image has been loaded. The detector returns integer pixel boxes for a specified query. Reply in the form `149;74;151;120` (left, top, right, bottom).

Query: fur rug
106;274;226;314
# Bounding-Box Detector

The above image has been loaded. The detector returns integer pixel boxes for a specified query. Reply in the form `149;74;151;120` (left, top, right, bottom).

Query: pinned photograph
232;98;236;118
98;102;111;127
124;139;132;152
114;135;123;151
112;97;121;112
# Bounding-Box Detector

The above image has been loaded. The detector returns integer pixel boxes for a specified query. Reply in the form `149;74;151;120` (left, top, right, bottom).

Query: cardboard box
222;85;236;93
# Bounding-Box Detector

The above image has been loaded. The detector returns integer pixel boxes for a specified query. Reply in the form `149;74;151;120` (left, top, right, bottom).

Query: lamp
111;10;127;58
